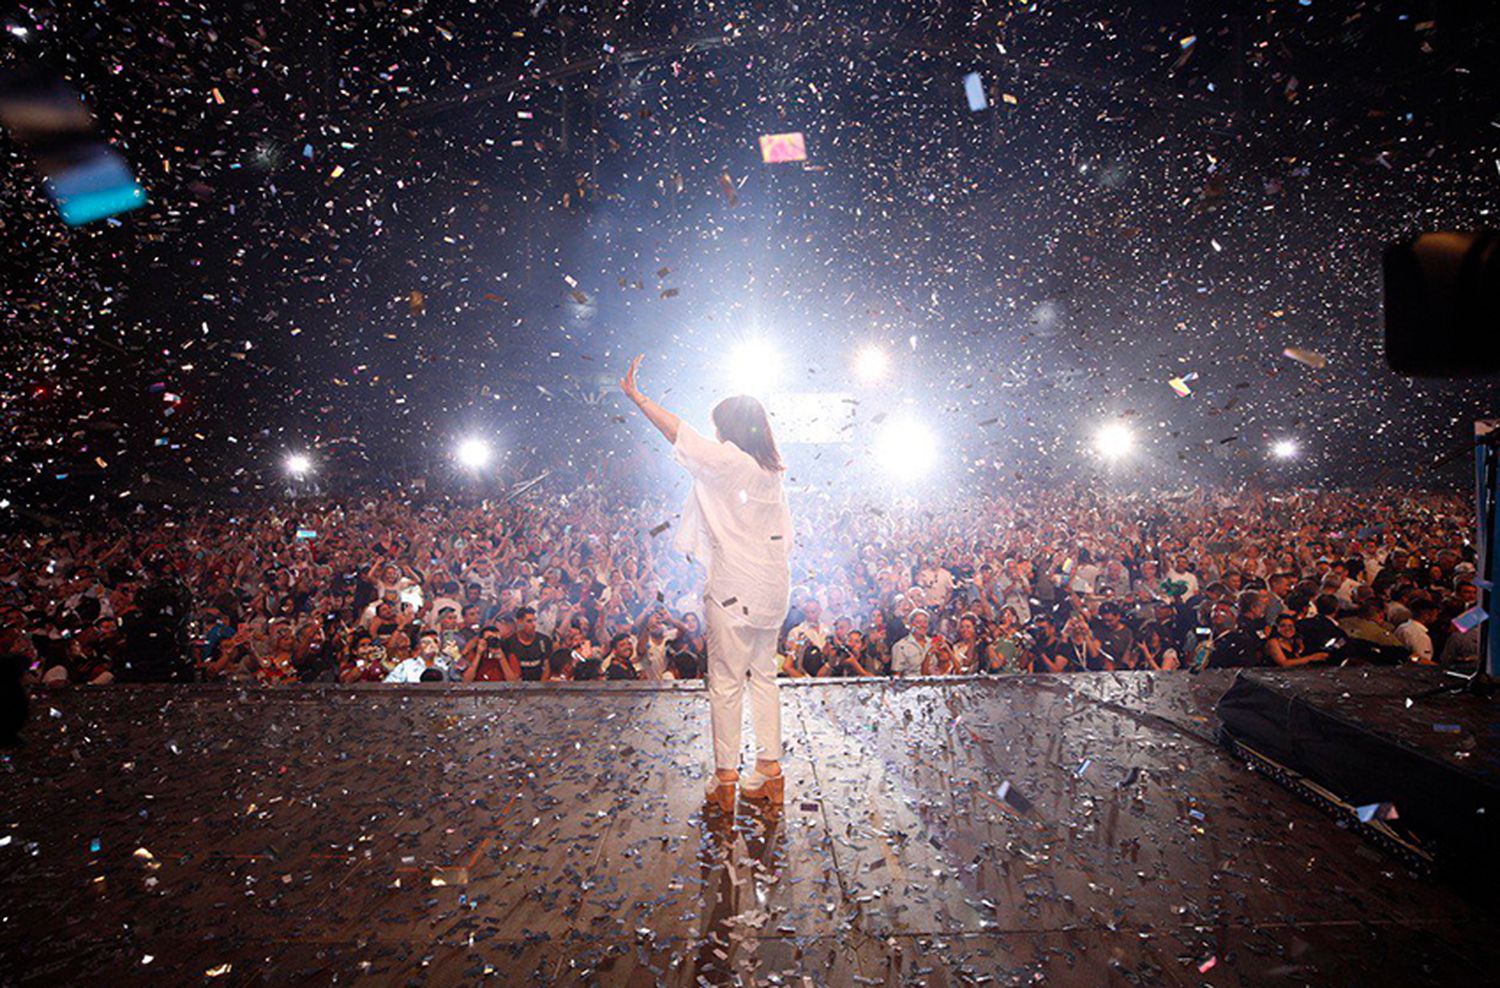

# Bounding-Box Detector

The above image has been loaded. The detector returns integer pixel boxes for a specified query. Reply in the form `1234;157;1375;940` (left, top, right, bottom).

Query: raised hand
619;353;644;401
620;352;681;443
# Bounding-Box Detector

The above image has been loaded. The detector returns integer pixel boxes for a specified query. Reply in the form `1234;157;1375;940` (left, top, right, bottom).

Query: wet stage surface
3;672;1496;986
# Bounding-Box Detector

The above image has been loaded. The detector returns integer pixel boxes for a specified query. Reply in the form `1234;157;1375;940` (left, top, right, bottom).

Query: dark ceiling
3;0;1499;511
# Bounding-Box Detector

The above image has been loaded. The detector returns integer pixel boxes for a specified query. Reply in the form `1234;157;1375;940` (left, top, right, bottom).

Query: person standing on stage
620;354;792;807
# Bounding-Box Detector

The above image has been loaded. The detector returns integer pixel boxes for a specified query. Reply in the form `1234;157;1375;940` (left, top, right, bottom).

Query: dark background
3;0;1499;514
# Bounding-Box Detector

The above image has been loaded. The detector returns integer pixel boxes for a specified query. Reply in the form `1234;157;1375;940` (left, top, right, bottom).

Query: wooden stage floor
3;672;1496;986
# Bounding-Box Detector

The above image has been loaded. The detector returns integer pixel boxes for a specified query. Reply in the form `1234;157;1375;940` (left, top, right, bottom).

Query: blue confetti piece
1452;605;1487;633
963;72;987;112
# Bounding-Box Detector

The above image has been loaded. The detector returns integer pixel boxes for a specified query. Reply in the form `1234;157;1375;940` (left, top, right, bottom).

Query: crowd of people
0;482;1484;692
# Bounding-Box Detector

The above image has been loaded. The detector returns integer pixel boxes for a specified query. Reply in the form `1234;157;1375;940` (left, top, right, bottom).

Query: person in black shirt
1297;593;1347;662
799;644;832;677
574;651;605;681
1265;613;1330;668
1207;590;1269;669
501;606;553;682
546;626;583;680
668;645;704;680
1056;613;1110;672
369;599;402;639
1025;613;1063;673
1093;601;1135;670
543;625;605;681
862;620;893;676
830;631;876;677
604;633;639;680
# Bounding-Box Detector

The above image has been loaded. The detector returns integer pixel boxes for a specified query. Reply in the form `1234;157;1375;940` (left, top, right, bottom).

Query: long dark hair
711;395;785;472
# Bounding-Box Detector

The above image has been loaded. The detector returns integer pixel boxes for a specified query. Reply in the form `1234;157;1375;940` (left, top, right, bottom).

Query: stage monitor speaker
1384;232;1500;377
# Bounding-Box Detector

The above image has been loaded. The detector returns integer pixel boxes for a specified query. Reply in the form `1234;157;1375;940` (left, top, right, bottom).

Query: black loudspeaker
1384;232;1500;377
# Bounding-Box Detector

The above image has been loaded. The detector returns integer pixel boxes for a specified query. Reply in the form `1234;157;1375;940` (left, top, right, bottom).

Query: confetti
1452;606;1487;633
963;72;987;111
758;131;807;164
0;67;147;225
718;168;740;205
1282;346;1329;369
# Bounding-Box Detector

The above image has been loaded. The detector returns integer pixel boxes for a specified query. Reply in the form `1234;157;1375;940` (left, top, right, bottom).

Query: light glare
875;417;938;480
1093;423;1135;461
284;452;313;476
726;339;781;396
1271;438;1300;460
455;437;493;470
853;345;890;383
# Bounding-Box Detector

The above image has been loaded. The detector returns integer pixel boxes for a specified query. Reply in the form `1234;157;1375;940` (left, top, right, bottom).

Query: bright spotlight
455;437;493;470
875;417;939;480
853;345;890;384
1271;438;1300;460
283;452;313;476
1093;422;1135;461
726;339;781;396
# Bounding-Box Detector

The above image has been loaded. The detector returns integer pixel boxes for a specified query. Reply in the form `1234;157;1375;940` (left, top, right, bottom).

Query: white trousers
704;603;783;771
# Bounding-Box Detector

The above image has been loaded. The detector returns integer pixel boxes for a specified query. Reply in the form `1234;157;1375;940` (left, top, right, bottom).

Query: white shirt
1068;563;1100;594
891;634;928;676
672;421;793;630
536;601;563;638
375;576;423;609
1166;569;1199;596
384;657;448;683
995;575;1032;624
1395;619;1433;663
639;635;670;681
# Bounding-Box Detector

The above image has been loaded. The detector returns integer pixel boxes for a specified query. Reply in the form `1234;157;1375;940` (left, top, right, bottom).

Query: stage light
725;338;783;396
853;345;890;384
283;452;313;476
1093;422;1135;461
455;437;493;470
875;417;939;480
1271;438;1300;460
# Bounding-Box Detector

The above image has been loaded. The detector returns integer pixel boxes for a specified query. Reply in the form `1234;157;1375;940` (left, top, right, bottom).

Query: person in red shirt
338;631;389;683
463;631;509;683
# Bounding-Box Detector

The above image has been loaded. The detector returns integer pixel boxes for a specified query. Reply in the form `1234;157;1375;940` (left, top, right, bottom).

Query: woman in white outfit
620;355;792;808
